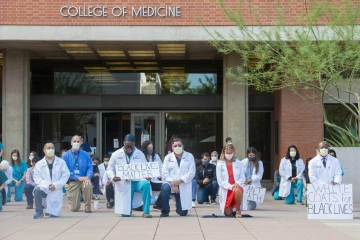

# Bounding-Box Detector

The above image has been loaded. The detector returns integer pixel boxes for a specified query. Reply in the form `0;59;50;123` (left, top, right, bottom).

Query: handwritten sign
244;185;266;203
307;184;353;219
116;162;160;180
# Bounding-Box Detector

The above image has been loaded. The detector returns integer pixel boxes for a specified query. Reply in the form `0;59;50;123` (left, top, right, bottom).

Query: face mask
72;142;80;151
319;148;328;157
104;161;109;166
290;151;296;158
203;160;210;165
147;149;154;155
12;156;18;161
225;153;234;160
46;149;55;158
248;157;256;161
173;147;183;155
211;156;217;161
124;145;134;154
29;156;34;161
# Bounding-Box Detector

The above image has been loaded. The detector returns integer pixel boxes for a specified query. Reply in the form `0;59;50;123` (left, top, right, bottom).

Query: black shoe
106;202;114;209
153;205;162;211
160;212;169;217
133;205;143;211
211;199;218;205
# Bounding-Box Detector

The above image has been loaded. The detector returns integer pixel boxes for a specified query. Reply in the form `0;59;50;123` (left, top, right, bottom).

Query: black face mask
124;145;135;152
147;149;154;155
249;157;256;161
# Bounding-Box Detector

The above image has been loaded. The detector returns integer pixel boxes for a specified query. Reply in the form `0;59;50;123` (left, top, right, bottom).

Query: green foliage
206;0;360;145
326;116;360;147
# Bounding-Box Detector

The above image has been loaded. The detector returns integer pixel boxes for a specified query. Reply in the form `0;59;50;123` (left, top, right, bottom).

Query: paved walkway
0;193;359;240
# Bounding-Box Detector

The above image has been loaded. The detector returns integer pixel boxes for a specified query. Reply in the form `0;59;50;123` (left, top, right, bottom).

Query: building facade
0;0;327;183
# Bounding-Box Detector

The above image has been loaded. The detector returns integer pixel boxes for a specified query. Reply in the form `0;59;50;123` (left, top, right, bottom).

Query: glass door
131;113;160;155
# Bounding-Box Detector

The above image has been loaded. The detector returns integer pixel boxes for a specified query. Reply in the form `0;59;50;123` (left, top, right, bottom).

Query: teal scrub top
0;170;7;185
12;160;28;180
0;142;3;151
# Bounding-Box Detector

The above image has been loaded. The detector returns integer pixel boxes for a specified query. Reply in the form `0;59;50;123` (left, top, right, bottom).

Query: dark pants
197;180;219;204
34;187;47;213
91;176;101;194
160;183;188;216
1;189;6;206
25;184;35;206
106;184;114;203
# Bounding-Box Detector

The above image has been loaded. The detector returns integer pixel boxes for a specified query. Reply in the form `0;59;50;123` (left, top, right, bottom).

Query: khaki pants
65;181;93;212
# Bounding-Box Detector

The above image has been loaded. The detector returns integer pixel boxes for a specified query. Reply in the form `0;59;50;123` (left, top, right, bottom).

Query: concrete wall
332;147;360;204
223;53;248;159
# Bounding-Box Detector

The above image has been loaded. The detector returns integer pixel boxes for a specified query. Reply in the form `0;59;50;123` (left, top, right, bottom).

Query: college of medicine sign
60;6;181;17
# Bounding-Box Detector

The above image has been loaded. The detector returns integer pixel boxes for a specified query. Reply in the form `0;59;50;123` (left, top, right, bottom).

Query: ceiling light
135;67;159;71
128;51;155;57
66;50;93;54
134;62;157;65
106;62;130;65
59;43;89;48
110;67;135;70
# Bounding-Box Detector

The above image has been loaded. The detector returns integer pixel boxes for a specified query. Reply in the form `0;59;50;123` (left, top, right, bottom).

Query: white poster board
115;162;160;180
307;184;353;219
244;185;266;203
113;139;119;149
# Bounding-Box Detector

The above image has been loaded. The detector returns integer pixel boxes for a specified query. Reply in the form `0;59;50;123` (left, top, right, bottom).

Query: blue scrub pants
123;180;151;216
0;190;3;211
160;183;188;216
7;181;25;202
285;179;303;204
273;188;281;200
192;178;197;201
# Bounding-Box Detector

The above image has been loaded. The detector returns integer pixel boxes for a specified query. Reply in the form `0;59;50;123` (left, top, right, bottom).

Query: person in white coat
160;138;196;217
107;134;152;218
217;144;246;218
99;154;115;209
242;147;264;210
279;145;305;205
309;141;342;185
33;143;70;218
0;160;13;206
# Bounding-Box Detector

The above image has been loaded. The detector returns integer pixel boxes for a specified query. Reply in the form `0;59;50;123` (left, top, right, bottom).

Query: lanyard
72;151;79;169
125;153;133;164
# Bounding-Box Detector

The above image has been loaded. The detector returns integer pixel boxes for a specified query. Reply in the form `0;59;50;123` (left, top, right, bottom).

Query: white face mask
173;147;183;155
211;156;217;161
46;149;55;158
29;156;34;161
72;142;80;151
104;161;109;166
290;151;296;158
12;156;18;161
319;148;328;157
225;153;234;160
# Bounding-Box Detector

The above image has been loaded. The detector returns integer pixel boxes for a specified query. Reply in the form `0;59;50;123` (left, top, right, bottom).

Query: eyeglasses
173;144;183;148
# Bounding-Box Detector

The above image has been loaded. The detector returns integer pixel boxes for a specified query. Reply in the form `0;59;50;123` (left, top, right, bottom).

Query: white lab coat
4;166;13;197
309;154;342;185
162;151;196;211
98;163;106;193
107;147;148;215
279;158;305;197
33;156;70;216
241;158;264;187
216;160;247;214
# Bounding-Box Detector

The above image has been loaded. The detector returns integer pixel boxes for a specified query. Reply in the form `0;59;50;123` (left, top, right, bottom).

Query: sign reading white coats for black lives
244;185;266;203
116;162;160;180
307;184;353;219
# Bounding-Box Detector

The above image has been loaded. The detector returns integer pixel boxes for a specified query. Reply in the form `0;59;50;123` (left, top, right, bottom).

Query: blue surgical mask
147;149;154;155
204;160;210;165
249;157;256;161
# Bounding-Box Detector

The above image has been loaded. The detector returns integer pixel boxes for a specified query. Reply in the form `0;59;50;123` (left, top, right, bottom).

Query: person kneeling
160;138;196;217
33;143;70;218
196;152;218;205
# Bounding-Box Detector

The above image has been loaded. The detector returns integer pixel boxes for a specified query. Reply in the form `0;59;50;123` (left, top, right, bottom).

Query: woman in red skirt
216;144;245;218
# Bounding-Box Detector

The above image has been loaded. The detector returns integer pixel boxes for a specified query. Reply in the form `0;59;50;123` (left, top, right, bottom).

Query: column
2;49;30;161
223;53;248;159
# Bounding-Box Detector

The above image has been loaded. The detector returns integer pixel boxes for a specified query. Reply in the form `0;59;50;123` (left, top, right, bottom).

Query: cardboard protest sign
244;185;266;203
116;162;160;180
307;184;353;219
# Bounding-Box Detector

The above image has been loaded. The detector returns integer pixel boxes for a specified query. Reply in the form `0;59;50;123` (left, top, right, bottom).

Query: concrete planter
332;147;360;204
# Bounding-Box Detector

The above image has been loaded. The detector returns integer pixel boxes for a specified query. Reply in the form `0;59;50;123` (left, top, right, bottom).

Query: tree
207;0;360;145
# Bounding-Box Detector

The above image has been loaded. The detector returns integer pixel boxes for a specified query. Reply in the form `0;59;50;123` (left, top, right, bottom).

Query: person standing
242;147;264;210
33;143;70;218
279;145;305;205
107;134;152;218
8;150;28;202
63;135;93;213
309;141;342;185
25;156;40;209
217;144;245;218
0;161;12;206
0;168;7;212
160;138;196;217
195;152;218;204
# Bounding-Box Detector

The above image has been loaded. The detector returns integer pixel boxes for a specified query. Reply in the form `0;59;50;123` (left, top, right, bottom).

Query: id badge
74;169;80;174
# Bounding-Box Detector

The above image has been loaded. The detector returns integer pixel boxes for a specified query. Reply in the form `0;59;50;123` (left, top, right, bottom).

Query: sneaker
33;212;44;219
26;205;33;209
85;208;92;213
296;200;305;205
142;213;153;218
192;201;196;208
92;194;96;200
160;212;169;217
211;199;218;205
205;201;210;204
94;194;100;200
44;213;56;217
153;205;161;211
133;205;143;211
106;202;114;209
